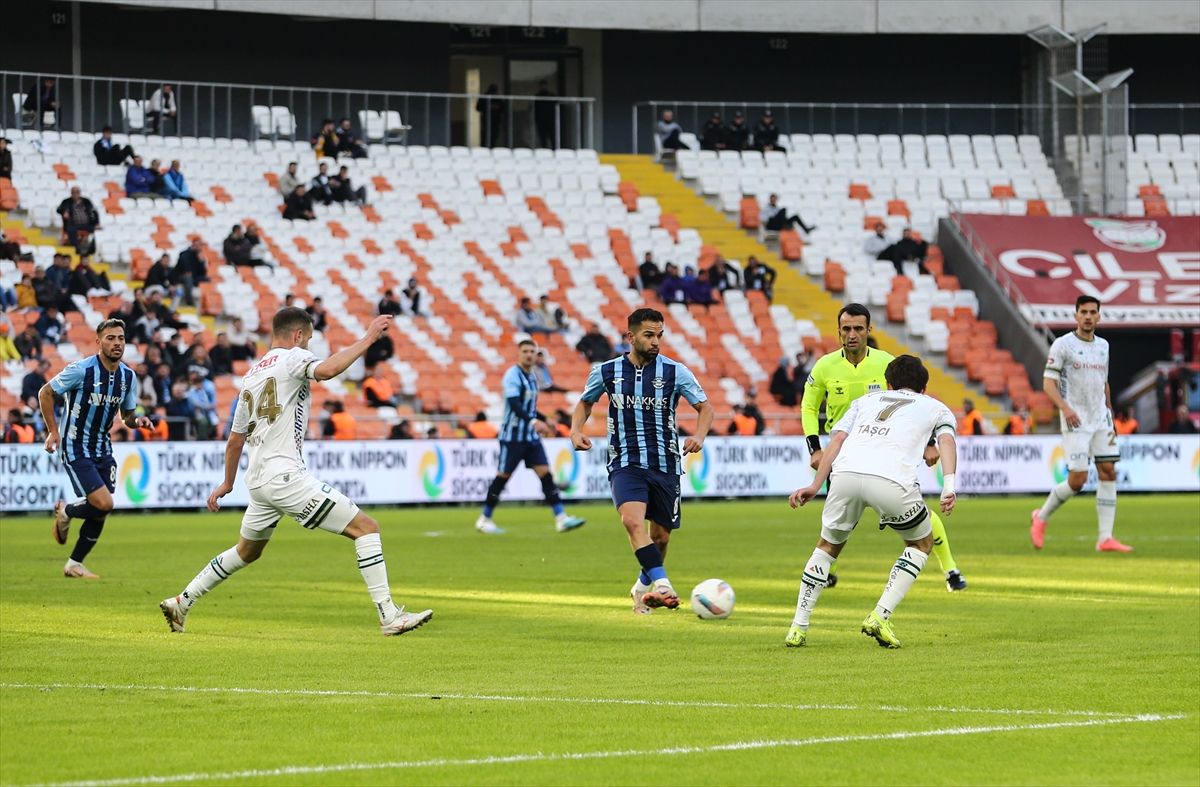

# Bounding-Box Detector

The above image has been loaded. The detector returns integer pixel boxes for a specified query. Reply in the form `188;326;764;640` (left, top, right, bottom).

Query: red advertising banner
964;215;1200;327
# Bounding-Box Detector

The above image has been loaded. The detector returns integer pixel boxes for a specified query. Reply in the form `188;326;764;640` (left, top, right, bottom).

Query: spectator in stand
959;398;984;436
152;363;173;406
533;80;559;149
389;420;414;440
15;325;42;360
331;166;367;206
173;238;209;307
576;323;614;364
554;409;572;437
466;412;499;439
365;328;394;370
23;77;58;124
305;296;328;331
0;137;12;180
222;225;253;267
794;349;813;381
185;366;218;439
878;228;930;276
1114;407;1139;435
160;160;192;203
743;394;766;434
634;252;662;290
378;289;402;317
708;255;741;295
69;256;111;296
4;408;35;443
15;274;38;310
322;400;357;440
187;344;217;380
537;295;566;332
726;111;750;151
515;297;550;334
226;317;256;361
743;256;776;301
165;381;194;441
863;222;890;257
534;350;566;393
761;194;815;234
752;110;781;152
147;159;169;198
278;162;302;199
363;366;399;408
657;110;685;152
209;333;235;377
700;112;728;151
658;263;686;304
282;183;315;221
94;126;134;166
312;119;340;159
36;259;75;312
336;118;368;159
57;187;100;256
0;227;21;262
21;359;50;405
147;84;177;135
477;85;506;149
34;306;65;344
134;364;156;409
243;224;272;268
0;324;19;361
144;253;173;291
1167;405;1197;434
685;268;716;306
125;156;157;199
770;356;797;407
163;327;190;372
727;405;758;436
310;162;334;205
1005;404;1031;435
399;277;430;317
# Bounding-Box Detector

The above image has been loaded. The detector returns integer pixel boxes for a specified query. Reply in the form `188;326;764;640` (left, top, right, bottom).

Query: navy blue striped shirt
500;365;542;442
50;355;137;461
581;354;707;475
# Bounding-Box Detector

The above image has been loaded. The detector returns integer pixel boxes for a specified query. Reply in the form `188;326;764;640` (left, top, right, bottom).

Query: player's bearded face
630;323;662;360
99;331;125;361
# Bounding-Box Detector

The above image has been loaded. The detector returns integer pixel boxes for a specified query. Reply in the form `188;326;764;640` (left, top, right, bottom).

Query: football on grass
690;579;735;619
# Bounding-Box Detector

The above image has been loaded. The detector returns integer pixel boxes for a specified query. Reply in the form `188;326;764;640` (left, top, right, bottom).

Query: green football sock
930;511;957;573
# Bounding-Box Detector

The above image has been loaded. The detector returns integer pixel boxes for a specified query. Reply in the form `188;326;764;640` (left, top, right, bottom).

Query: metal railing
2;70;596;151
632;100;1200;154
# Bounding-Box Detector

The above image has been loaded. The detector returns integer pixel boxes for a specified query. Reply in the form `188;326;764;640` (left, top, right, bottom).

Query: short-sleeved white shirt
232;347;319;490
829;389;957;488
1044;332;1111;433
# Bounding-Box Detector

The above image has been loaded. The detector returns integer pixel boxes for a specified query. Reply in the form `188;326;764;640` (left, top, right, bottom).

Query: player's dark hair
628;308;664;332
1075;295;1101;311
96;318;125;337
517;339;537;349
272;306;314;337
885;355;929;393
838;303;872;326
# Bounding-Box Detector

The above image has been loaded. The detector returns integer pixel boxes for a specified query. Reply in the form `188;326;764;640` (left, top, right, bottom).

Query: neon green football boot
861;611;901;649
785;625;806;648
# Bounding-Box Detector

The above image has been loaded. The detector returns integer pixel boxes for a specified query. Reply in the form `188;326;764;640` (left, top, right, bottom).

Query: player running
475;340;586;535
789;355;958;648
570;308;713;613
1031;295;1131;552
160;308;432;635
802;303;967;592
41;319;151;579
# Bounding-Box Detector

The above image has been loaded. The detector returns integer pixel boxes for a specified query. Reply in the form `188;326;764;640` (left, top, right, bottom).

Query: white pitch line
0;682;1135;719
32;714;1188;787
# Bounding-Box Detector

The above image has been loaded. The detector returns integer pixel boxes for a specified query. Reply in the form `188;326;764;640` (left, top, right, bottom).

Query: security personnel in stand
3;408;34;443
753;110;781;152
959;398;984;436
700;112;728;151
800;303;967;591
726;111;750;151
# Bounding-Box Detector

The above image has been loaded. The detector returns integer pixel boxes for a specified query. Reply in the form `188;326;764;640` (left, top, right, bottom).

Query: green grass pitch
2;494;1197;786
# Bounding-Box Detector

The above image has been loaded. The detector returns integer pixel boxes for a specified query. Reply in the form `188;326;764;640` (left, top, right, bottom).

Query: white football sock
633;577;653;594
793;548;835;630
1096;481;1117;542
181;546;248;609
355;533;398;623
875;547;928;620
1039;480;1078;521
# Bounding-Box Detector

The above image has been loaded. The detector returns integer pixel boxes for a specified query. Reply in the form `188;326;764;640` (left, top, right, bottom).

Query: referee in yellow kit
800;303;967;591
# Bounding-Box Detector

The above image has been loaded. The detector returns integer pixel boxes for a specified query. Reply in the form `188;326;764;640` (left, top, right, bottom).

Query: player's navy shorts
609;465;682;530
64;455;117;499
498;440;549;475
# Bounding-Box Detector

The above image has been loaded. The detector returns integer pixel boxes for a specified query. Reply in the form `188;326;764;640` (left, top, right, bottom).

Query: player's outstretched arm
937;432;957;515
312;315;391;381
569;400;593;451
791;431;846;508
207;431;247;512
38;383;60;454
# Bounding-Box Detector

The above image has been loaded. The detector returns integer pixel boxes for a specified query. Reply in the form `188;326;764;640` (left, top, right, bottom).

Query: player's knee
1067;476;1086;492
651;529;670;548
619;513;643;533
92;494;114;513
344;512;379;538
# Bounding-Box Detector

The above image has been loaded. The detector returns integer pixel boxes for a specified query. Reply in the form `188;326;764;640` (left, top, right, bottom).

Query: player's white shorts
240;471;359;541
821;471;933;545
1062;429;1120;473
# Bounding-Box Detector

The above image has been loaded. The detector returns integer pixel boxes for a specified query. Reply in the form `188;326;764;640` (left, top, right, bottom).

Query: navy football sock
634;543;668;583
70;518;106;563
539;473;565;516
65;501;106;520
483;476;508;518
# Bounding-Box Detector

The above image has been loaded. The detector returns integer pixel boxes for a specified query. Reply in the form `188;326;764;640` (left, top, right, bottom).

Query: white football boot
381;606;434;636
160;596;188;632
630;582;652;615
475;515;504;534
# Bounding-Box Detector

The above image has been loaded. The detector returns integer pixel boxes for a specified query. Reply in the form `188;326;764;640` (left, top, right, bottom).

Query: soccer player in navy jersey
476;340;586;534
39;319;150;578
570;308;713;613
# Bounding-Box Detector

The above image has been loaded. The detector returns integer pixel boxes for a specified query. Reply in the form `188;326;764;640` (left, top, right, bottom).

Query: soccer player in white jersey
1031;296;1132;553
787;355;958;649
160;308;433;636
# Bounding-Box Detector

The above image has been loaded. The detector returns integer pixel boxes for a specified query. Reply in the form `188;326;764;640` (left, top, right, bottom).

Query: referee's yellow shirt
800;347;895;435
